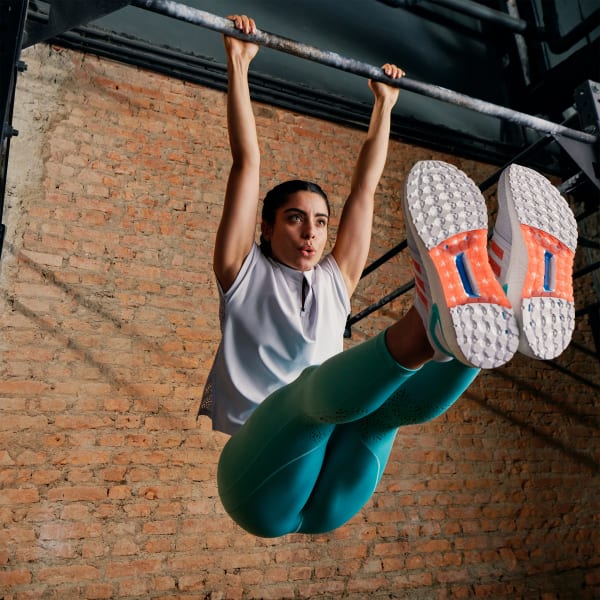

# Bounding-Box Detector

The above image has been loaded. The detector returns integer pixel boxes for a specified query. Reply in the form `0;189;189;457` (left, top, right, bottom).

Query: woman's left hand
369;63;404;103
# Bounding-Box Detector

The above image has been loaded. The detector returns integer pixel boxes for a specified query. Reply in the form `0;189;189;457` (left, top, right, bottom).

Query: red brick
0;569;32;586
142;519;177;535
83;583;114;599
39;522;103;541
47;487;107;502
38;565;100;584
0;488;39;505
106;558;163;579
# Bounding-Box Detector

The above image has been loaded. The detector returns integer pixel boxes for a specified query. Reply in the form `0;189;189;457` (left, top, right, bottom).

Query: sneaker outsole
496;164;577;360
404;161;519;369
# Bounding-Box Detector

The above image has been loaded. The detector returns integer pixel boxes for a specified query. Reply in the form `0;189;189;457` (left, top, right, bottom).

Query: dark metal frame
22;0;132;47
0;0;29;259
377;0;600;53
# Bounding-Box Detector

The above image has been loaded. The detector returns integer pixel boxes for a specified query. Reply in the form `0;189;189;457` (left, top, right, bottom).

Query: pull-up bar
130;0;596;145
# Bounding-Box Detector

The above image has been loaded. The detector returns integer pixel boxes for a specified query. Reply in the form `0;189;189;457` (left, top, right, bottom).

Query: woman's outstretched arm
213;15;261;293
332;64;404;297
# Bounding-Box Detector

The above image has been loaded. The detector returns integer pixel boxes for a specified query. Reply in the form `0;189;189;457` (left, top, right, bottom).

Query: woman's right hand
223;15;260;62
369;63;404;106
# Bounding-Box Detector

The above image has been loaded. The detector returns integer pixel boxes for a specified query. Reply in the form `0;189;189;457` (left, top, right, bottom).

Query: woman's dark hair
259;179;330;257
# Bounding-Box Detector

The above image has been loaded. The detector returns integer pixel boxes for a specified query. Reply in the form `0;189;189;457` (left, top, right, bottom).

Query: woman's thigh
217;370;338;537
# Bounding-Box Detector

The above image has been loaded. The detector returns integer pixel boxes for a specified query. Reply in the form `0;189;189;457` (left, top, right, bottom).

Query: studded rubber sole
404;160;519;369
493;164;577;360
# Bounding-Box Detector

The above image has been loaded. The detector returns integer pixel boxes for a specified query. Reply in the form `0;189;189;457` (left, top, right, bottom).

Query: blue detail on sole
543;251;554;292
455;253;479;298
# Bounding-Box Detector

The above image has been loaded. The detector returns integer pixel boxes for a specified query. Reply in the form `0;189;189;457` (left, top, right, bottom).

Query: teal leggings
217;331;479;538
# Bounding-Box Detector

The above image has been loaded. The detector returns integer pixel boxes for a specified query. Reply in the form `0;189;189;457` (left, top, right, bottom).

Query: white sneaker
489;164;578;360
403;160;519;369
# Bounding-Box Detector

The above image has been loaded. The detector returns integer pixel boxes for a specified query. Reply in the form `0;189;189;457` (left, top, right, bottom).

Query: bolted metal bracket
574;80;600;134
553;80;600;192
554;133;600;192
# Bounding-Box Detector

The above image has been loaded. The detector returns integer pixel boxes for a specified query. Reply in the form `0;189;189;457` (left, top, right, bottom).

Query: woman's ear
261;220;272;242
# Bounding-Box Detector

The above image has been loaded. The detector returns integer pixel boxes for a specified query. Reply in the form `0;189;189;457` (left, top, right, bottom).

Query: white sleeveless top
200;243;350;435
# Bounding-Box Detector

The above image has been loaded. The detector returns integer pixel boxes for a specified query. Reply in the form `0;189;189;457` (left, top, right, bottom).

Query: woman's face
261;190;329;271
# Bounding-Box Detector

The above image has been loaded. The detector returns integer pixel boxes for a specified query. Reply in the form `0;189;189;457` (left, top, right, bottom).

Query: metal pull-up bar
130;0;597;145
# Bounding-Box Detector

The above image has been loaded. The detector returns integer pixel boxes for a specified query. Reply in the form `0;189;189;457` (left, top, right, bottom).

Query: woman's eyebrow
283;208;328;219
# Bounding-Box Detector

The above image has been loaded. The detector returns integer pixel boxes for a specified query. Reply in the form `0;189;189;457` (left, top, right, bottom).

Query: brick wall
0;44;598;599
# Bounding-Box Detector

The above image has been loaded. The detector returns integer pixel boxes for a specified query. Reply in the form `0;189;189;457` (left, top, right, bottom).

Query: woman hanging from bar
199;15;578;537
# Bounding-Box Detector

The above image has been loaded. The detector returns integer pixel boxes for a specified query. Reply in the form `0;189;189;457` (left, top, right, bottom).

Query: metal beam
129;0;597;146
23;0;132;48
378;0;600;53
379;0;530;34
540;0;600;55
554;134;600;192
1;0;29;260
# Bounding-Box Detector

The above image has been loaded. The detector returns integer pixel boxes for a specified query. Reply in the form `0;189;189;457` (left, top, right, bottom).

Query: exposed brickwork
0;44;598;599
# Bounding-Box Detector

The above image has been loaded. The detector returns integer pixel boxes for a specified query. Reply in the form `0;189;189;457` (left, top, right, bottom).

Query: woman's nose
302;222;316;238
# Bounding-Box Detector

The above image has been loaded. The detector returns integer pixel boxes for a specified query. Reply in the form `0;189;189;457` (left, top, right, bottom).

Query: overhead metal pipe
427;0;529;32
130;0;596;145
378;0;530;34
379;0;600;54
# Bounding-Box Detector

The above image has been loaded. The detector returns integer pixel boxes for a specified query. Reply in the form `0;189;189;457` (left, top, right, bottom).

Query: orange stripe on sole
520;224;575;301
429;229;511;309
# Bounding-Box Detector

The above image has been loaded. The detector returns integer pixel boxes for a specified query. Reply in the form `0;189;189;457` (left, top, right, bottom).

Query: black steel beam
23;0;131;47
1;0;29;259
377;0;600;53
